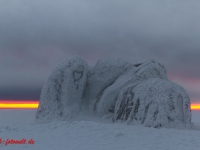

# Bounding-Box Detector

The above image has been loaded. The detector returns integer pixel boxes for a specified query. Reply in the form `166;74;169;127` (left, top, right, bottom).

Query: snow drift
36;56;194;129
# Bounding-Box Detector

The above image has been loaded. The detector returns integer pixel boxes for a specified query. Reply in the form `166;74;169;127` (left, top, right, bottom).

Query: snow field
0;110;199;150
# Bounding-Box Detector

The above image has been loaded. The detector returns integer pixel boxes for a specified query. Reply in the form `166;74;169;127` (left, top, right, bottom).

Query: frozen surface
36;57;193;129
95;60;168;116
83;58;132;111
0;110;199;150
36;56;88;120
113;78;193;129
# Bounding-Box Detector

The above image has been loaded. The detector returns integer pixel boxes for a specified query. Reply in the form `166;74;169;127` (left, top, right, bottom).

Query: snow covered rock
95;60;167;116
83;58;132;111
36;56;88;120
112;78;194;129
35;56;194;129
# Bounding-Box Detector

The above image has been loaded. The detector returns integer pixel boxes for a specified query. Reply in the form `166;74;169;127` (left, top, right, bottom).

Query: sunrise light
0;101;39;109
0;101;199;110
190;104;200;111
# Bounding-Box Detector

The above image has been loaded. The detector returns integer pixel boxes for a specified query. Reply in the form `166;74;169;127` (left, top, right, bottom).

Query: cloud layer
0;0;199;102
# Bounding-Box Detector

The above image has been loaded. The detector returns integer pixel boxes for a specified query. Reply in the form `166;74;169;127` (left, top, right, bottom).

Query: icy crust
95;60;168;116
113;78;194;129
36;56;88;120
35;57;194;129
83;58;133;110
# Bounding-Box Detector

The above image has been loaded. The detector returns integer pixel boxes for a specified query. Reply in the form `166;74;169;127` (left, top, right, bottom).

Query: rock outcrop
36;56;88;120
94;60;167;116
83;58;132;111
113;78;192;128
36;57;194;129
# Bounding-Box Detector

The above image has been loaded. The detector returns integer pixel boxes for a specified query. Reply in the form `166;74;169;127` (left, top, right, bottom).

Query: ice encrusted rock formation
36;56;194;129
36;56;88;120
113;78;193;128
83;58;133;111
94;60;167;116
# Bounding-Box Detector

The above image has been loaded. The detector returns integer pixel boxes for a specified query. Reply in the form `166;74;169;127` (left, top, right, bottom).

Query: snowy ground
0;110;199;150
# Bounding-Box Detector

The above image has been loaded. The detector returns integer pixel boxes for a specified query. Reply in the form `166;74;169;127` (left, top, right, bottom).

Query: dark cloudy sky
0;0;199;102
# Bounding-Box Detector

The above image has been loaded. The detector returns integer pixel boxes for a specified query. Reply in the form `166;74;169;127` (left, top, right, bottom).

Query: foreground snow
0;110;199;150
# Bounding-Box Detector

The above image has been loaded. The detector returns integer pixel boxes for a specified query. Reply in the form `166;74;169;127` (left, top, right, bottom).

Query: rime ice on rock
113;78;194;129
95;60;167;116
36;56;88;120
83;58;132;111
35;56;194;129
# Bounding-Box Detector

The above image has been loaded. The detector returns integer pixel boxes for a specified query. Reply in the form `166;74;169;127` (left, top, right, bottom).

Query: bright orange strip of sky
0;101;199;110
0;101;39;109
191;104;200;110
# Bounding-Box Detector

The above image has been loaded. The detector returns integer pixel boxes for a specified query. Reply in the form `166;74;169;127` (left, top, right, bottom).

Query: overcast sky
0;0;199;102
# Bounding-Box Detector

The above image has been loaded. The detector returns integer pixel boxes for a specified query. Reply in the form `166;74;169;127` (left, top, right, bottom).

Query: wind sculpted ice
36;56;88;120
36;57;195;129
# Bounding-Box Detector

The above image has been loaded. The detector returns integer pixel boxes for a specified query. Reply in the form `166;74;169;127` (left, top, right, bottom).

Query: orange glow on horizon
0;100;199;110
191;104;200;111
0;101;39;109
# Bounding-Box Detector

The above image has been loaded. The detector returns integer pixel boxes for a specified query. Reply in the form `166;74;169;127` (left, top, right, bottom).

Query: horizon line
0;100;199;110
